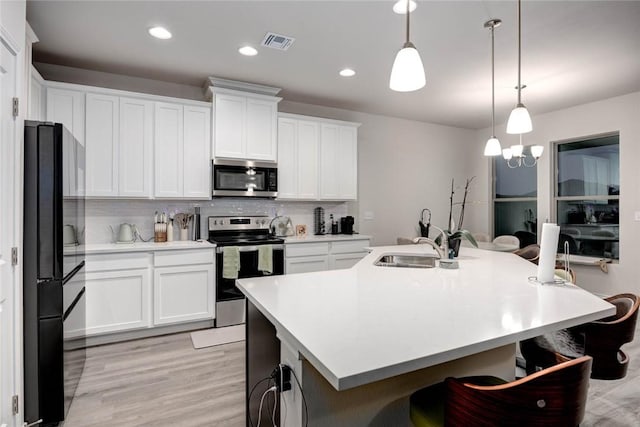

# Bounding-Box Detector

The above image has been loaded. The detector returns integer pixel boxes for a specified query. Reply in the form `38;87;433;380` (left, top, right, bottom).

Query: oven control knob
219;220;224;226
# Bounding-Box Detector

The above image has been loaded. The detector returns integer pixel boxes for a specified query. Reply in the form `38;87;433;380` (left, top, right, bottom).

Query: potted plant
437;177;478;257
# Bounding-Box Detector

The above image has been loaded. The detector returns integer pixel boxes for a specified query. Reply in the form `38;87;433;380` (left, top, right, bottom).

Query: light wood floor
62;332;245;427
63;325;640;426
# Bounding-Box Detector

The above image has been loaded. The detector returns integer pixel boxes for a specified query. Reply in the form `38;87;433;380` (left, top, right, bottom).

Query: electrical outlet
635;211;640;222
272;364;291;392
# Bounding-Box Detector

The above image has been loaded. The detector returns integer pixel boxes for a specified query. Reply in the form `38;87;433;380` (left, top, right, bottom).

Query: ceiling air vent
261;32;295;51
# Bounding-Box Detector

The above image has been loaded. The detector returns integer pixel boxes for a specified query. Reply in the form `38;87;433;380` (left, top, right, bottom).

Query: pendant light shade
390;43;426;92
484;137;502;156
507;0;533;135
506;103;533;134
389;0;425;92
531;145;544;158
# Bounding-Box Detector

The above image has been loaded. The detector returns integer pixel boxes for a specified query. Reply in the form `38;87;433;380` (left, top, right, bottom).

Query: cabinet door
154;264;215;325
119;97;153;198
214;93;245;159
183;105;211;199
338;126;358;200
277;118;297;199
46;88;85;197
85;93;119;197
329;253;367;270
246;98;277;161
29;74;44;120
285;255;329;274
154;102;184;198
297;120;319;199
319;124;340;199
84;268;151;336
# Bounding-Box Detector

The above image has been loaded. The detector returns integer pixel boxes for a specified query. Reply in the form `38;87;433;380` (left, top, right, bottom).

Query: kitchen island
238;244;615;426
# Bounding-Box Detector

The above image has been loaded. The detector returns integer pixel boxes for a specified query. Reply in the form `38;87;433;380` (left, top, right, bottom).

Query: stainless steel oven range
208;216;284;327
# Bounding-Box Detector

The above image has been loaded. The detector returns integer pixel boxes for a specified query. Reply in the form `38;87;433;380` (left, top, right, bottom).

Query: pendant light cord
491;24;496;136
517;0;522;105
406;0;410;44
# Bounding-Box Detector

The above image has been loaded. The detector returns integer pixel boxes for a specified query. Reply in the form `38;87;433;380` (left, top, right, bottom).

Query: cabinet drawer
154;249;215;267
85;252;149;272
286;242;329;257
331;240;371;254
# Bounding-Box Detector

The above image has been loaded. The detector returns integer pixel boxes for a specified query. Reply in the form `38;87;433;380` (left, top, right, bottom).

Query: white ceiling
27;1;640;129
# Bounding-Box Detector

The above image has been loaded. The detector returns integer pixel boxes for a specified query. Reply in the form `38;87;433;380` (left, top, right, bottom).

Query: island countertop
237;244;615;391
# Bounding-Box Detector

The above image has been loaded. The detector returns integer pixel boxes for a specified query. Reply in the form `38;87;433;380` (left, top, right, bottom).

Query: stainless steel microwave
212;159;278;198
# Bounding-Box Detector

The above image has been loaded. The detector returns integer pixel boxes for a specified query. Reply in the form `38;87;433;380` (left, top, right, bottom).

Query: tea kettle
110;223;137;243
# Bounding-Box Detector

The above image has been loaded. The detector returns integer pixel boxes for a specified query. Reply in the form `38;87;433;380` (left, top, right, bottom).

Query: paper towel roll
537;223;560;283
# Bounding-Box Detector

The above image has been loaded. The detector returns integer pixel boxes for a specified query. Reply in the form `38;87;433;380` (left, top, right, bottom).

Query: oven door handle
216;244;284;254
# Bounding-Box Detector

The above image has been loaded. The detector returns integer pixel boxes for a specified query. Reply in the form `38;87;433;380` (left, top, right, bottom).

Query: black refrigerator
23;121;86;426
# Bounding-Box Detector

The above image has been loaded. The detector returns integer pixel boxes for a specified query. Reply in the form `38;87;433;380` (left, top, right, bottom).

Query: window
554;133;619;259
492;146;538;248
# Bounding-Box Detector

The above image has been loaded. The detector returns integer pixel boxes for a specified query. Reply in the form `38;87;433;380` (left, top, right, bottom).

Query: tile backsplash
84;199;349;243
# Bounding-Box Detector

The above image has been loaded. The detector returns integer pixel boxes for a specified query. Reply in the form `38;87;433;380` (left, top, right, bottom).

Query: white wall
279;101;478;246
468;92;640;296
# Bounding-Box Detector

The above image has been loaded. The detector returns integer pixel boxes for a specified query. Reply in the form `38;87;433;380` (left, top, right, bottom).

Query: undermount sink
374;253;438;269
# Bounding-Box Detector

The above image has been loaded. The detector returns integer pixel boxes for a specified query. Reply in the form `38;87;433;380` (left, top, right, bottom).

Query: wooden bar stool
520;293;639;380
410;355;592;427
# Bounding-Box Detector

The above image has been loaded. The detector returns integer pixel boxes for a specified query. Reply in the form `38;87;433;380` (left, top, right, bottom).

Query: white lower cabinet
329;253;366;270
285;239;370;274
286;256;330;274
154;264;215;325
78;248;215;338
84;268;151;335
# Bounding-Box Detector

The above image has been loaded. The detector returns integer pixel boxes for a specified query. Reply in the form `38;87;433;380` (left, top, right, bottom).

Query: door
277;118;297;199
183;105;211;199
84;269;151;335
154;264;214;325
338;126;358;199
1;37;19;427
246;98;277;161
154;102;183;198
297;120;319;199
86;93;119;197
46;87;85;197
214;93;245;159
319;124;340;199
119;97;153;197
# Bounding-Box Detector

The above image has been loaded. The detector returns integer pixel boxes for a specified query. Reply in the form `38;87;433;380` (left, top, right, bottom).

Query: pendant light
483;19;502;156
389;0;425;92
506;0;533;134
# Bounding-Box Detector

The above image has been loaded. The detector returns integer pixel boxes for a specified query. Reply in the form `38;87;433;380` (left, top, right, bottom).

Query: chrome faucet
412;225;449;259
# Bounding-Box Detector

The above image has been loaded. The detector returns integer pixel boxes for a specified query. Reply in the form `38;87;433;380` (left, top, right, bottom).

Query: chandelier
502;135;543;168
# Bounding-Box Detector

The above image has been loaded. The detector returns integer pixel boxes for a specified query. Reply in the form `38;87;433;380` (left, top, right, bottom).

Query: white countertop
237;244;615;391
284;234;371;244
74;240;216;255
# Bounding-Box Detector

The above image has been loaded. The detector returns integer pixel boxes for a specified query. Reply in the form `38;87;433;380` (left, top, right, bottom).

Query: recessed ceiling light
238;46;258;56
339;68;356;77
393;0;417;14
148;26;172;40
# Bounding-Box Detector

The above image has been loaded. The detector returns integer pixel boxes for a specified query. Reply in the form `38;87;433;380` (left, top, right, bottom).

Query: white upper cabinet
278;113;358;201
246;98;278;161
183;106;211;199
119;97;153;198
277;116;319;200
154;102;211;199
46;87;85;145
85;93;119;197
154;102;184;198
46;87;86;197
320;122;359;200
212;88;281;162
